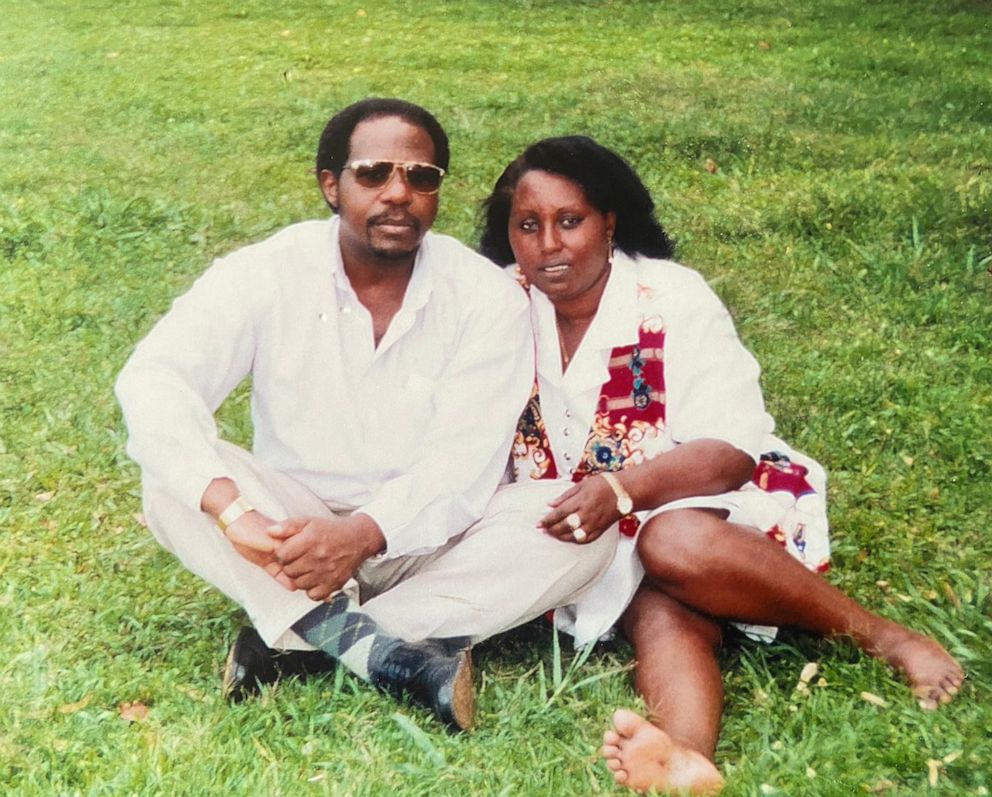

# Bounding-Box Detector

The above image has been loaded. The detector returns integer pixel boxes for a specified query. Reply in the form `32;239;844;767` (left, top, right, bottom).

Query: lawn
1;1;990;795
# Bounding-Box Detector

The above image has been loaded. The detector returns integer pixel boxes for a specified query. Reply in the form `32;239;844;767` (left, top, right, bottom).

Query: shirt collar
326;215;435;317
582;251;641;351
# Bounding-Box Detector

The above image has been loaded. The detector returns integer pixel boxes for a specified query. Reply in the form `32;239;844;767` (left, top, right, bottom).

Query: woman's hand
538;475;620;543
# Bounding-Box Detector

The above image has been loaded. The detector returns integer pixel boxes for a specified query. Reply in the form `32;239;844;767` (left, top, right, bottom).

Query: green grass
2;1;990;794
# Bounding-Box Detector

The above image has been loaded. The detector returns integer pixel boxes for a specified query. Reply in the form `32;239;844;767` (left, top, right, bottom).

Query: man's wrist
351;512;387;558
201;477;239;517
217;496;255;532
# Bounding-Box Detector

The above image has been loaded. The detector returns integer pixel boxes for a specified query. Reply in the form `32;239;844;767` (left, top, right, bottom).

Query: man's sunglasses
344;160;445;194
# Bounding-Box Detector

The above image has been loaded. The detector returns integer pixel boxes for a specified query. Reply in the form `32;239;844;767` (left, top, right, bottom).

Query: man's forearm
201;477;241;519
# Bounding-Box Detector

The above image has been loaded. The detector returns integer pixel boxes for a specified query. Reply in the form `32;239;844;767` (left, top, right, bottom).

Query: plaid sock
291;593;393;681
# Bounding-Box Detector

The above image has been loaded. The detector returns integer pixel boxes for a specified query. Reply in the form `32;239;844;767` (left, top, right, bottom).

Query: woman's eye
519;219;538;232
561;216;582;229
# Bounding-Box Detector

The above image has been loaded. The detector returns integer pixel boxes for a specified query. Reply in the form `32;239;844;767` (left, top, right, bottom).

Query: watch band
601;472;634;515
217;496;255;532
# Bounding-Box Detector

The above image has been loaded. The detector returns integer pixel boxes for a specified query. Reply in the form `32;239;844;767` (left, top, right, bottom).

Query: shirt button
564;409;571;418
563;428;570;436
318;312;328;322
564;452;572;461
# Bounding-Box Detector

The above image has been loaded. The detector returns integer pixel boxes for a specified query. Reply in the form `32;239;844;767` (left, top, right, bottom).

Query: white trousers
143;443;616;650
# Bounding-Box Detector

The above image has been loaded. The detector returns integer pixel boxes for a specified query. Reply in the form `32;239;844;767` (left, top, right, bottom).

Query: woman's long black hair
479;135;674;266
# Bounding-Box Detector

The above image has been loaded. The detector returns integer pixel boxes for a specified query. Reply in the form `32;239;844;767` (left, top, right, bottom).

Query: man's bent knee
575;528;618;579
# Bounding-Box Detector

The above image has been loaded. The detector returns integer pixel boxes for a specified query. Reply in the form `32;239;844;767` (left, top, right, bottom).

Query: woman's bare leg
600;585;724;794
621;585;724;757
637;509;964;708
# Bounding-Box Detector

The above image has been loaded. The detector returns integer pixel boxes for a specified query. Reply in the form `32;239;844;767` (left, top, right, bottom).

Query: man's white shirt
116;217;534;558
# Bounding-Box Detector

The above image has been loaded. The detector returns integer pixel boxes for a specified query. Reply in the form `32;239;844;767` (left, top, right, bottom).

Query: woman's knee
623;587;722;651
636;509;726;586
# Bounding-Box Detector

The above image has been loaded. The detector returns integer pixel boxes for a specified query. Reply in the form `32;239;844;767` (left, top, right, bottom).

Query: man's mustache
368;212;420;231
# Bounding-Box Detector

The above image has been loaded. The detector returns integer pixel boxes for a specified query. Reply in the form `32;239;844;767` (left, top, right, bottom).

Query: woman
480;136;964;795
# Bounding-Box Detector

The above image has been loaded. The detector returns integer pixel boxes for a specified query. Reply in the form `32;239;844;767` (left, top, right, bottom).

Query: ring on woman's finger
573;528;588;543
565;512;582;530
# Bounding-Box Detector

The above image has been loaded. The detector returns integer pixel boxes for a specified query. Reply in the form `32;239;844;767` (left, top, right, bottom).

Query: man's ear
319;169;339;211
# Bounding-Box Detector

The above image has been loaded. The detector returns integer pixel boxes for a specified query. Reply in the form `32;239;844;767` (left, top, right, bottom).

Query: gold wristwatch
601;472;633;515
216;496;254;533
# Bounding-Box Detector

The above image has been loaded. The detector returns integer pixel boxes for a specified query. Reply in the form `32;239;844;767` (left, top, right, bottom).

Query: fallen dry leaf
942;581;962;609
927;758;941;787
58;695;92;714
705;158;718;174
758;40;772;50
942;750;962;764
794;661;818;695
867;780;895;793
176;685;208;702
860;691;888;707
35;491;53;502
118;701;149;723
133;512;147;528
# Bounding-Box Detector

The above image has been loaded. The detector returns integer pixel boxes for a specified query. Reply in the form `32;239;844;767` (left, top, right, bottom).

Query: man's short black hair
315;98;450;181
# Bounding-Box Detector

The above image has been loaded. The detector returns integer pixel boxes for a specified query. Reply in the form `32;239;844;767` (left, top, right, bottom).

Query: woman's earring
607;237;615;267
514;264;531;290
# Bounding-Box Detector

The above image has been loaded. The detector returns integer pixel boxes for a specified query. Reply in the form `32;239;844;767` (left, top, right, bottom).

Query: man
115;98;615;730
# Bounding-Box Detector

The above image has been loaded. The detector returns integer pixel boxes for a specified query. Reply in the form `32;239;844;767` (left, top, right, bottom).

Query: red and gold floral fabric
512;319;667;537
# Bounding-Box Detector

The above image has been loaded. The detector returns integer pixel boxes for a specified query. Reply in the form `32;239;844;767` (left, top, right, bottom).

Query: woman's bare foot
866;621;965;709
601;709;724;794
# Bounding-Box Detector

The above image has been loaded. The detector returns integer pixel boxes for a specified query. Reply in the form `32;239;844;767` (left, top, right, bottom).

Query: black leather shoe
368;639;475;731
222;626;336;703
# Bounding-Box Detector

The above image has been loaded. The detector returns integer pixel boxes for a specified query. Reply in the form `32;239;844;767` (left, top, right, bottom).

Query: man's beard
366;215;422;260
369;240;420;260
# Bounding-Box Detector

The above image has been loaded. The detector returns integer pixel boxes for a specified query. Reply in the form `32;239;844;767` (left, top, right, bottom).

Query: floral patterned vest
510;310;823;554
511;313;668;537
